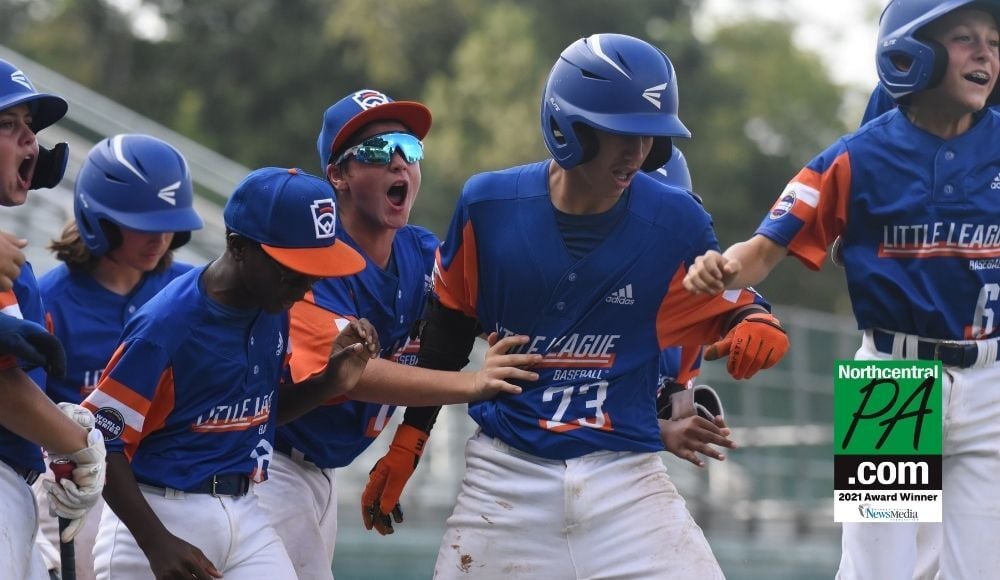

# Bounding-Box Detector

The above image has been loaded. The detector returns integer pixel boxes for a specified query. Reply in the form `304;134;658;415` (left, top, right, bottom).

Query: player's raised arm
347;332;539;406
276;318;379;424
683;235;787;295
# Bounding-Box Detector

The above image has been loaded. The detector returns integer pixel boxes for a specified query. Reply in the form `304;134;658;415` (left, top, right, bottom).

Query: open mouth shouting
387;180;409;209
16;153;36;191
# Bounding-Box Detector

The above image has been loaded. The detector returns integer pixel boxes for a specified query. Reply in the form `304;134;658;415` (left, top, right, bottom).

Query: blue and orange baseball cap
224;167;365;278
316;89;432;172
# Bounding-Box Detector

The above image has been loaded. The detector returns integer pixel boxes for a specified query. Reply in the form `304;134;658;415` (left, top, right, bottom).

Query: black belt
872;329;998;369
139;473;251;497
15;466;40;485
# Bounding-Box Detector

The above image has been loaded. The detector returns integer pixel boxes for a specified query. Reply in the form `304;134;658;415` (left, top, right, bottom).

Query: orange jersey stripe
655;266;760;349
675;346;702;387
288;295;352;384
435;222;479;317
783;151;852;270
0;289;18;310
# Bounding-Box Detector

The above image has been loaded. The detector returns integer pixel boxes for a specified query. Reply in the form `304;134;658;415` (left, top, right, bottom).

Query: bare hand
144;532;223;580
324;318;380;398
0;231;26;292
471;333;542;400
659;415;737;468
682;251;741;295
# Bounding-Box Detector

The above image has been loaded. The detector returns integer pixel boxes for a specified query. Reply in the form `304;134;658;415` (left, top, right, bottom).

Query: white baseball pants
93;485;296;579
256;449;339;579
0;461;48;580
434;431;725;579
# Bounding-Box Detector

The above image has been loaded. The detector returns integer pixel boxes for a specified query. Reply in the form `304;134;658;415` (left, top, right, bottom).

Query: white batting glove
56;401;96;431
43;429;107;542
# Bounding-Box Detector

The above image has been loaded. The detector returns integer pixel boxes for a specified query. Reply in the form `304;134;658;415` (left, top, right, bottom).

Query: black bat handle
51;460;77;580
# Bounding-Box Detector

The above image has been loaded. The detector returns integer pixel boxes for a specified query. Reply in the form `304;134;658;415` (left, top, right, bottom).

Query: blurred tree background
2;0;862;314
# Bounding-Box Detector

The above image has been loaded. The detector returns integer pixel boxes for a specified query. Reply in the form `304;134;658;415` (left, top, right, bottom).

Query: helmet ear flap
925;39;949;91
100;221;123;253
641;137;672;172
74;202;110;256
575;124;599;166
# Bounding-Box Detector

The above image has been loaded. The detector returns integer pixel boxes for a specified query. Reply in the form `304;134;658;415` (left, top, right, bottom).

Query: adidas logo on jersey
991;172;1000;190
606;284;635;305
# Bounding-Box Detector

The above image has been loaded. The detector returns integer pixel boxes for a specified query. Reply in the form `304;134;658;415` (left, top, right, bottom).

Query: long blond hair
48;220;174;273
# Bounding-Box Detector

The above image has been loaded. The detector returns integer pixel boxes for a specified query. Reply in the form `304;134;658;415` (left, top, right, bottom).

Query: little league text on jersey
881;221;1000;258
193;391;274;432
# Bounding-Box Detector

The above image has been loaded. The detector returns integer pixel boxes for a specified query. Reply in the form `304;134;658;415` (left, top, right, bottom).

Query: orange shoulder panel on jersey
0;289;18;310
656;266;761;349
288;291;354;384
675;345;702;387
434;221;478;318
82;344;175;461
0;289;21;369
124;368;176;460
783;151;852;270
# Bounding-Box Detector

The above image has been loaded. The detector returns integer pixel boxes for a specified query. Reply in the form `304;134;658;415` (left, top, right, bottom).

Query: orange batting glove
704;312;788;379
361;424;427;535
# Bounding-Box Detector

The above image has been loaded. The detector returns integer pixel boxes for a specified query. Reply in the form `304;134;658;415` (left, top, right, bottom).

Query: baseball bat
50;460;76;580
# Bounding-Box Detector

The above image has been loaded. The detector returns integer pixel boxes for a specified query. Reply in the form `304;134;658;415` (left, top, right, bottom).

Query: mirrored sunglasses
333;132;424;166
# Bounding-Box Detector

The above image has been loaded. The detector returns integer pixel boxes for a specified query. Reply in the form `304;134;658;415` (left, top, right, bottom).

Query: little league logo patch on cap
311;198;337;239
352;90;392;110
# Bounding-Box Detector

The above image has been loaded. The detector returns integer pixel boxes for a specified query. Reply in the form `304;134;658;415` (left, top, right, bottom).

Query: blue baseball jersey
0;263;49;472
434;161;766;460
277;225;438;468
756;109;1000;340
39;262;193;404
83;266;288;489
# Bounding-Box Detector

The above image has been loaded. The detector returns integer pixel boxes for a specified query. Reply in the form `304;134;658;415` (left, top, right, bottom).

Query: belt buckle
933;340;968;366
210;475;222;497
22;469;39;485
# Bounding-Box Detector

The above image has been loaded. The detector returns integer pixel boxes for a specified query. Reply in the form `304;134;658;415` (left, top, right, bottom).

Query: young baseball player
84;166;532;579
359;143;735;541
407;34;789;579
34;134;204;580
257;89;436;576
0;58;107;580
82;166;378;579
683;2;1000;578
257;89;544;577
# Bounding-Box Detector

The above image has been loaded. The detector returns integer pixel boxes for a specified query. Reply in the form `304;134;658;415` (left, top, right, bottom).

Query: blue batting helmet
876;0;1000;100
541;33;690;170
74;134;204;256
649;145;692;190
0;59;67;132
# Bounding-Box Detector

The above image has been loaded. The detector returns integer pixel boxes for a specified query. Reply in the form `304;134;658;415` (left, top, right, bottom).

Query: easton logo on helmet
9;70;33;91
